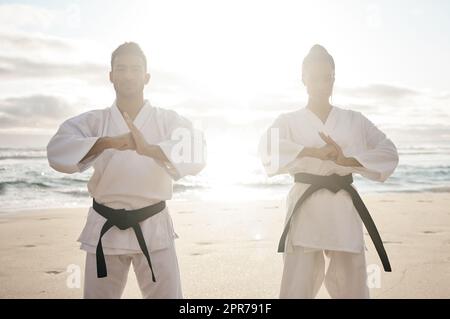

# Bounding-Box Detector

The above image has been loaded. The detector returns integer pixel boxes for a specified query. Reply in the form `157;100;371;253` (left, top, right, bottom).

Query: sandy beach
1;193;449;299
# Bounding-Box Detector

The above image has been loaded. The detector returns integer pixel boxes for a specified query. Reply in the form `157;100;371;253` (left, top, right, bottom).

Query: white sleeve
352;113;399;182
258;114;305;177
46;111;103;174
155;110;206;181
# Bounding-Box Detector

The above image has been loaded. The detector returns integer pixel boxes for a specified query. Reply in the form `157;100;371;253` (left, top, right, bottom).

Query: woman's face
303;61;335;100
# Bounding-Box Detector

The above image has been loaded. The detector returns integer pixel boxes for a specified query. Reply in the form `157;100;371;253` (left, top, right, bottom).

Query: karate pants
83;242;182;299
279;246;370;299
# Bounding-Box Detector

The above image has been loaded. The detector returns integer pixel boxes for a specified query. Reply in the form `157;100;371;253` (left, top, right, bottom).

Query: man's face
110;54;150;97
302;62;335;100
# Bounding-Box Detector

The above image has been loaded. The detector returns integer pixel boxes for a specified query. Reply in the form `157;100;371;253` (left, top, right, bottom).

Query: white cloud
0;4;56;31
0;54;107;82
0;94;79;129
0;31;74;53
336;84;419;100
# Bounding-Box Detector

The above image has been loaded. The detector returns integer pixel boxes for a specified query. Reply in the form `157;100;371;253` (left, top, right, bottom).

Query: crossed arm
80;112;169;164
298;132;363;168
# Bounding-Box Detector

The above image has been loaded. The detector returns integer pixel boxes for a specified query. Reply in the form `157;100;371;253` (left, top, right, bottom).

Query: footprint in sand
45;270;63;275
195;241;214;246
422;230;441;234
190;252;207;256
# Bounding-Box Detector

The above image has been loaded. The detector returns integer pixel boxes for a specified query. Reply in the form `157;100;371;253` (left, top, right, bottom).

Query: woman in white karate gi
47;42;206;299
259;45;399;299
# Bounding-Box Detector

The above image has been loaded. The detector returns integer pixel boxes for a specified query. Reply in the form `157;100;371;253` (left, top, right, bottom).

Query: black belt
92;199;166;281
278;173;391;272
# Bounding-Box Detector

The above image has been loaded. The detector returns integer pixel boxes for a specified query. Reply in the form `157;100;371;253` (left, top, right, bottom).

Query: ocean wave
399;151;450;156
173;184;207;192
54;189;90;197
0;155;47;160
422;186;450;193
59;177;89;184
0;148;45;151
0;180;52;189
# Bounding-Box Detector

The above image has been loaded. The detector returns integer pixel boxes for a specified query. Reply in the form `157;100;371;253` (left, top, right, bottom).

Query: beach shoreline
1;193;449;299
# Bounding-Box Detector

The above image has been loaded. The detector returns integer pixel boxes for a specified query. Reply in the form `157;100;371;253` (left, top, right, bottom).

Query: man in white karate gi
259;45;399;299
47;42;206;299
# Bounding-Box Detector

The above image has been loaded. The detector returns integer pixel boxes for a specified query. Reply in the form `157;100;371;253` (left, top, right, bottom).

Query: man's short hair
111;42;147;71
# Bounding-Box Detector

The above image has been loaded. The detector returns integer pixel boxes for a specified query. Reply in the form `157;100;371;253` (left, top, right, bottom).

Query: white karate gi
258;106;399;299
47;100;206;298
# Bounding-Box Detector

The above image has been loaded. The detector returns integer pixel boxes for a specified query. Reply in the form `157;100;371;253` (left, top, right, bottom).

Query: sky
0;0;449;149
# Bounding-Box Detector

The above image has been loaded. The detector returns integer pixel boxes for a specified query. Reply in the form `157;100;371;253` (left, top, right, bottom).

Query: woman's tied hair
302;44;335;78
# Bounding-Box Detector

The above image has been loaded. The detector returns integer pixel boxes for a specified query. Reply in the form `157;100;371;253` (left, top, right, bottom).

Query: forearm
80;137;112;162
341;157;363;167
297;146;363;167
297;147;320;159
142;144;170;162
